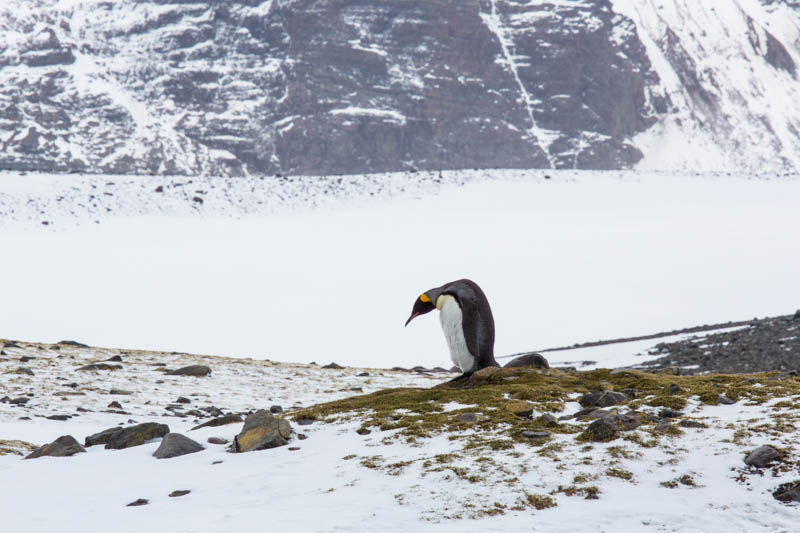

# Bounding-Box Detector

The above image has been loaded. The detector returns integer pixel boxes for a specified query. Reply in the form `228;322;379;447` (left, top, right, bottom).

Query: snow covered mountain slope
1;0;798;176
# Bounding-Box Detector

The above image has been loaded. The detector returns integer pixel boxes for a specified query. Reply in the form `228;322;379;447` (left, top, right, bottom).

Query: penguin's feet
448;372;473;383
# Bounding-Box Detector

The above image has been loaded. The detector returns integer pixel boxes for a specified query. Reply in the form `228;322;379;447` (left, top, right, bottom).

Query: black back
427;279;498;370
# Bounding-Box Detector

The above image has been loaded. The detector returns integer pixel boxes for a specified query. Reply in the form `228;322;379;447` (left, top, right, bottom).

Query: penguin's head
404;292;436;326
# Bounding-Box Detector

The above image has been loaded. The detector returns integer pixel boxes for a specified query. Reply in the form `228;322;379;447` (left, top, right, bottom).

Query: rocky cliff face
0;0;798;176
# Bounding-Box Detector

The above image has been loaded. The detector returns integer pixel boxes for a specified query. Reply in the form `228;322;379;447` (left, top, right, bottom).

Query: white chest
436;295;474;372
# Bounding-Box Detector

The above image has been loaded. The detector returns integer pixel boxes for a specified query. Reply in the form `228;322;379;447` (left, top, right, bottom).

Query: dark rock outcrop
165;365;211;377
25;435;86;459
773;481;800;503
745;445;781;468
503;353;549;369
76;363;122;371
153;433;204;459
578;390;630;408
85;422;169;450
191;414;243;431
233;410;291;452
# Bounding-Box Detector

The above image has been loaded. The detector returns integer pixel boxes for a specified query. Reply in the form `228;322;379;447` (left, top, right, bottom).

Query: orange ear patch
419;293;431;303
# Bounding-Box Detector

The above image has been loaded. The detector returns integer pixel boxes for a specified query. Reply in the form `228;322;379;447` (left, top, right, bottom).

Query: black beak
404;312;420;327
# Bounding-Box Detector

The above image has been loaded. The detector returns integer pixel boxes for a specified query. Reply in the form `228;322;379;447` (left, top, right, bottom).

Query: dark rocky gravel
643;315;800;374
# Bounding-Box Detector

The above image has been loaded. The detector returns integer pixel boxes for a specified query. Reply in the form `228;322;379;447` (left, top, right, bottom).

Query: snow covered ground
1;339;798;532
1;169;798;369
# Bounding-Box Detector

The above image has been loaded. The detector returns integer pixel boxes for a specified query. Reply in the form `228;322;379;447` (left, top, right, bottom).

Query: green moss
524;493;558;510
606;468;634;481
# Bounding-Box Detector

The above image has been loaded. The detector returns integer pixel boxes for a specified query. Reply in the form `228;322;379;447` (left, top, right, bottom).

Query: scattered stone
503;352;549;369
207;437;228;445
296;418;314;426
505;401;534;418
85;427;123;446
270;405;283;414
579;390;629;408
59;340;89;347
679;419;707;429
19;356;35;363
233;410;292;452
25;435;85;459
719;395;736;405
46;415;72;421
104;422;170;450
153;433;204;459
0;396;9;403
668;384;682;395
185;409;205;417
773;481;800;503
288;447;300;451
200;406;224;417
654;420;680;434
659;408;684;419
9;397;30;405
108;401;123;409
581;413;642;442
349;387;363;393
322;362;343;369
356;372;370;377
10;367;34;376
176;396;191;404
297;433;307;440
537;413;559;427
745;445;781;468
793;310;800;321
165;365;211;377
212;460;223;465
521;431;550;440
356;428;371;435
105;355;123;362
109;388;133;395
169;490;191;498
126;499;148;507
457;412;488;423
77;363;122;371
191;414;243;431
391;366;409;372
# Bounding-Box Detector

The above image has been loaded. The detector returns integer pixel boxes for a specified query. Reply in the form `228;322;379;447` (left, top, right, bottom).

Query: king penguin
404;279;499;380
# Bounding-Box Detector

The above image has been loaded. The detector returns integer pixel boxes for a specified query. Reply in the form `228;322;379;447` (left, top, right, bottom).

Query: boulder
153;433;204;459
89;423;169;450
745;445;781;468
581;413;642;442
165;365;211;377
25;435;86;459
322;362;343;369
77;363;122;371
233;410;291;452
579;390;629;408
503;353;549;369
191;414;243;431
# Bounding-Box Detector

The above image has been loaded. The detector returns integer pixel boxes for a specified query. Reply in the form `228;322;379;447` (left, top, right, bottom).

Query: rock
104;422;170;450
165;365;211;377
46;415;72;421
105;355;123;362
521;431;550;440
19;355;35;362
191;414;243;431
153;433;204;459
668;384;682;395
109;388;133;395
9;397;30;405
200;406;224;417
322;362;343;369
234;410;292;452
297;433;307;440
457;413;488;423
169;490;191;498
503;353;550;369
773;481;800;503
25;435;86;459
745;445;781;468
207;437;228;445
59;340;89;347
356;372;370;377
582;413;642;442
288;447;300;451
505;401;534;418
270;405;283;414
719;395;736;405
11;367;34;376
77;363;122;371
793;309;800;321
349;387;363;393
356;428;371;435
659;408;684;419
176;396;191;404
126;499;148;507
85;427;124;447
296;418;314;426
579;390;629;408
679;419;707;429
107;401;123;409
537;413;559;427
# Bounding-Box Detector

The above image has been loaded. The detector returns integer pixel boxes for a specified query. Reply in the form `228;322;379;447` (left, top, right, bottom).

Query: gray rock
322;362;343;369
104;422;170;450
77;363;122;371
11;367;34;376
59;340;88;347
25;435;86;459
520;431;550;440
270;405;283;414
109;389;133;395
169;490;191;498
176;396;191;404
659;408;683;419
85;427;124;447
153;433;204;459
126;499;148;507
679;419;707;429
773;481;800;503
579;390;629;408
668;384;682;395
207;437;228;445
745;445;781;468
9;397;30;405
165;365;211;377
296;418;314;426
537;413;559;427
105;355;123;362
503;353;549;369
191;414;243;431
46;414;72;421
233;410;292;452
719;395;736;405
108;401;123;409
583;413;642;442
457;413;487;423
